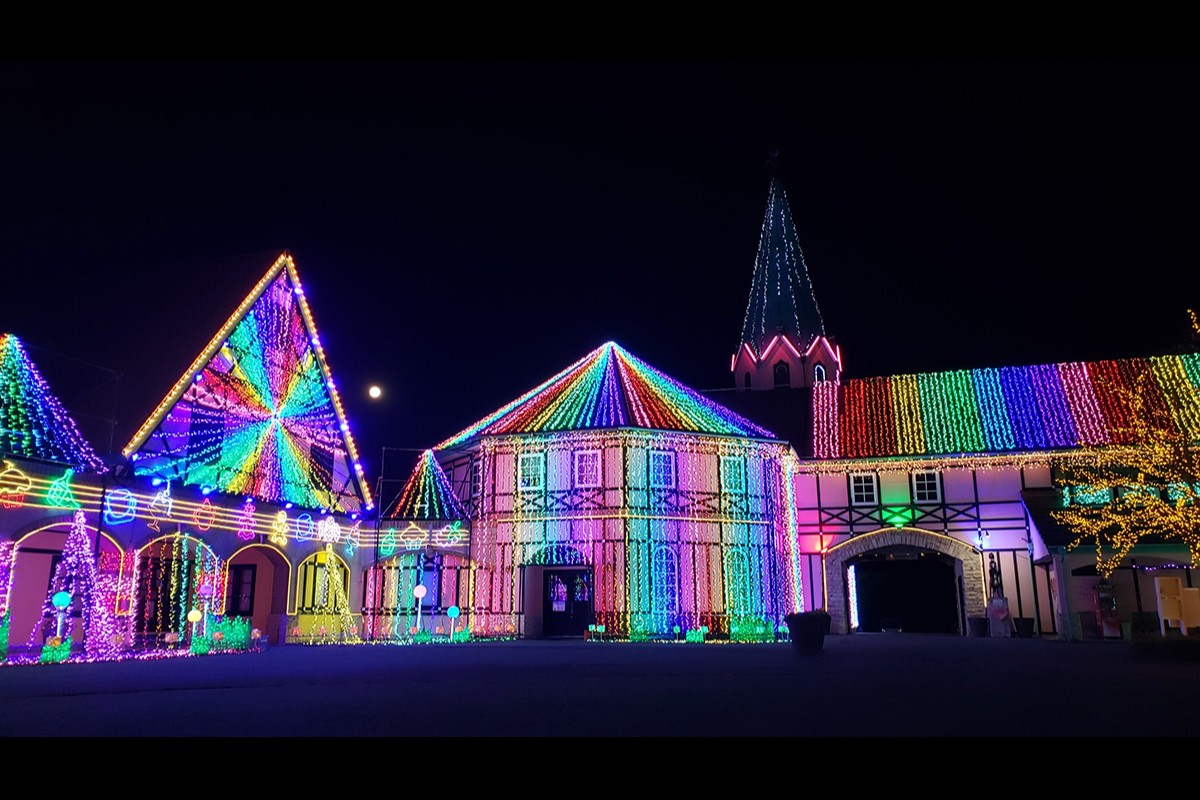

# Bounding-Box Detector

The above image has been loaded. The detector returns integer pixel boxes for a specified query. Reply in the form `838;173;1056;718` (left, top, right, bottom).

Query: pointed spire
739;173;826;357
0;334;106;472
389;450;468;520
123;253;372;514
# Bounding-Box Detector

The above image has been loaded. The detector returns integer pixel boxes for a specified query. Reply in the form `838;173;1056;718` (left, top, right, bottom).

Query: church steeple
733;165;840;391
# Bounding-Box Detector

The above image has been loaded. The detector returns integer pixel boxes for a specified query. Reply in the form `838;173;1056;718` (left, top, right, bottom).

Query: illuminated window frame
648;450;676;489
720;455;746;495
911;470;940;504
574;449;601;488
850;472;878;506
470;459;482;498
517;453;544;493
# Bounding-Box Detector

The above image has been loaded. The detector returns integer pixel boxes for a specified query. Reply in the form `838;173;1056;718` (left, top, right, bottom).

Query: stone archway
824;528;985;635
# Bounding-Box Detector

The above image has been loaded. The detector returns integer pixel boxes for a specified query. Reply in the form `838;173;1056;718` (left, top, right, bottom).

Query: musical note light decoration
122;253;372;514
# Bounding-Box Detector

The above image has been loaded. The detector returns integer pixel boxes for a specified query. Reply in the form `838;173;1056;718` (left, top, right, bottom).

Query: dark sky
4;62;1198;483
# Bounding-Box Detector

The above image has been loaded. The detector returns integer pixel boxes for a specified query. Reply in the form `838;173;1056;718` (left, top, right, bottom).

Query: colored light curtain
812;353;1200;457
389;449;468;520
437;342;775;448
0;334;106;472
128;264;366;513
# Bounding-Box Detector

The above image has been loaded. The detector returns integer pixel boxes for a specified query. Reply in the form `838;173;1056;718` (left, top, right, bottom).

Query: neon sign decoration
295;513;315;542
46;468;81;509
192;497;216;531
269;511;288;547
147;480;173;532
317;516;341;544
344;521;361;557
237;499;257;541
380;527;397;557
0;461;31;509
103;488;138;525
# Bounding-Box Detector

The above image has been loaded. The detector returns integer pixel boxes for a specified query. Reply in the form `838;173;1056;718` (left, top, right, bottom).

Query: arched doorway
132;534;223;647
7;517;126;654
293;549;359;642
524;544;592;639
825;527;985;635
362;548;473;639
847;546;959;633
225;544;290;645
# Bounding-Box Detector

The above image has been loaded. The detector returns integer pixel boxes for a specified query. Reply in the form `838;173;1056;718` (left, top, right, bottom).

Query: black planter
785;612;829;656
1013;617;1035;638
968;616;989;638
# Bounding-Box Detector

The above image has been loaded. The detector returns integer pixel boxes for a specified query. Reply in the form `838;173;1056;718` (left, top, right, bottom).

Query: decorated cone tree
31;510;100;660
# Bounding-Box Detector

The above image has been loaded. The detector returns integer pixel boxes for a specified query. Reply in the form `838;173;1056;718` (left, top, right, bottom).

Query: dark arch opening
848;547;959;633
773;361;790;387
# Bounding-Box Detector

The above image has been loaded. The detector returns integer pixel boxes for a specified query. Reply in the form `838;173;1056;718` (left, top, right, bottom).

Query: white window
517;453;544;492
911;470;940;504
470;459;482;498
813;364;826;382
850;473;877;506
720;456;746;494
649;450;675;488
574;449;601;488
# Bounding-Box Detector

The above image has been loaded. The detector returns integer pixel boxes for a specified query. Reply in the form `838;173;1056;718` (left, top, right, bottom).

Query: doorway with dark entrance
848;546;960;634
542;568;593;638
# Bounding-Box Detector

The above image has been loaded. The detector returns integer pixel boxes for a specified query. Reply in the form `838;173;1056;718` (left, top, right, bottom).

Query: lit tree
1052;311;1200;577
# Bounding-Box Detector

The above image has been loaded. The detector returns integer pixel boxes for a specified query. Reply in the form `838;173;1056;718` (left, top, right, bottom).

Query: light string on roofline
812;353;1200;460
120;254;372;513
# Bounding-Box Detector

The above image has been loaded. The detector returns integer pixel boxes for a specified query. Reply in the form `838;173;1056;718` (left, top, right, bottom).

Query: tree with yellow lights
1052;312;1200;578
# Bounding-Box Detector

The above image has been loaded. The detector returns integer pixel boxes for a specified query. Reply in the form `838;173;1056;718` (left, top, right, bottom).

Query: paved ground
0;633;1196;739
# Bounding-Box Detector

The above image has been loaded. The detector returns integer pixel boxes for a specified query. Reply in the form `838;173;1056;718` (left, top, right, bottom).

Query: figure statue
988;552;1004;599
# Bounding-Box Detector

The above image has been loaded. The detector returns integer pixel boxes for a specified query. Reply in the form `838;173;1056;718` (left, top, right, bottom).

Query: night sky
4;62;1198;484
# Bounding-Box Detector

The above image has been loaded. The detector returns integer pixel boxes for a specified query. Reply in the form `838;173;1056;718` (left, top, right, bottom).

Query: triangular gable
123;253;373;514
389;449;468;520
437;341;775;449
0;333;106;472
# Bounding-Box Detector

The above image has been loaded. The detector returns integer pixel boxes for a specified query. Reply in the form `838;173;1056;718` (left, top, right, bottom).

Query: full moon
368;385;382;399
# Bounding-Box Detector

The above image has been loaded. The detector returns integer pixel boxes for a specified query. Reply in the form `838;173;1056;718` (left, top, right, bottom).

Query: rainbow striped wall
812;353;1200;458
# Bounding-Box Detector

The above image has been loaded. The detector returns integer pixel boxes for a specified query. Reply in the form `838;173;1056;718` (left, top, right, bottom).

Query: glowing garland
738;175;826;357
1052;369;1200;578
123;253;372;514
0;334;106;472
814;353;1200;458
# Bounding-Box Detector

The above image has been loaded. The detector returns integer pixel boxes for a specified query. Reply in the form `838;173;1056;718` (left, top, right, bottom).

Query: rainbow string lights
441;341;795;640
437;341;774;449
389;449;468;521
813;354;1200;459
123;253;372;514
739;175;826;357
0;334;106;472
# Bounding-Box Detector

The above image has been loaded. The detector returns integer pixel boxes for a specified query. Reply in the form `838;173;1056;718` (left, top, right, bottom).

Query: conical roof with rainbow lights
437;342;776;450
0;333;107;472
388;449;468;520
123;252;373;514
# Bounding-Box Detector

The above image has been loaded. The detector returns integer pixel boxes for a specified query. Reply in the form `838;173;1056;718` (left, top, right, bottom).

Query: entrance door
542;568;593;637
